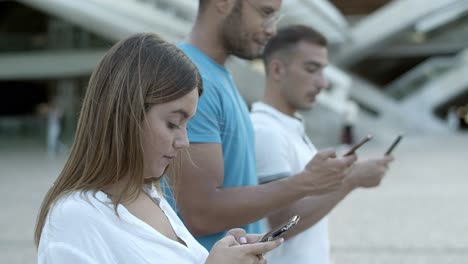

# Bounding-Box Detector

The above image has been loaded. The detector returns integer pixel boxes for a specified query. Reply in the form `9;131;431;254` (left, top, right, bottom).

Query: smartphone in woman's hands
260;215;300;242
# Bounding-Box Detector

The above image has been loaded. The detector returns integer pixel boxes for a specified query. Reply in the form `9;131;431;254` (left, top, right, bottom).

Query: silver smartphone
260;215;300;242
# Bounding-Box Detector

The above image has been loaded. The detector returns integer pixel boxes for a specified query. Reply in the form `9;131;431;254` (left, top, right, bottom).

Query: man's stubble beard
221;2;260;61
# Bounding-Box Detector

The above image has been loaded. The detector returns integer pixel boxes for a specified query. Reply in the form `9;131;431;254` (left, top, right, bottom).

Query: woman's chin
143;174;161;183
143;165;170;183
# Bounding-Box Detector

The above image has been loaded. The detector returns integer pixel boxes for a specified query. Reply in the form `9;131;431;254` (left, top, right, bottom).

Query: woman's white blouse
38;186;209;264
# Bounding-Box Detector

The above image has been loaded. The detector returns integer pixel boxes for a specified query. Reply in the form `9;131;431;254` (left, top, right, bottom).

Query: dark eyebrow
262;6;275;14
304;61;327;68
171;109;189;119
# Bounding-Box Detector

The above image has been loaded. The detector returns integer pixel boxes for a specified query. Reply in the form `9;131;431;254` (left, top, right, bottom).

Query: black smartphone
260;215;300;242
385;134;403;155
343;134;373;156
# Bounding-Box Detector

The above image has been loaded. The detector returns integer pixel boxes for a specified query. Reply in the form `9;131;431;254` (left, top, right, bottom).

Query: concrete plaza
1;133;467;263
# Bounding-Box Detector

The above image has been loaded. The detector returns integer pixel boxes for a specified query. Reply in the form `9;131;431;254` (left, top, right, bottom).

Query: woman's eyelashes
167;122;180;130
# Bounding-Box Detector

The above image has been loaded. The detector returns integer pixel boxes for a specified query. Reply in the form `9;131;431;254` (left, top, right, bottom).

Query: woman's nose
174;130;189;149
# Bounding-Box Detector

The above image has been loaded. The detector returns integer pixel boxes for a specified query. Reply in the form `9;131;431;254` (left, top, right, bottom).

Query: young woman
35;33;281;264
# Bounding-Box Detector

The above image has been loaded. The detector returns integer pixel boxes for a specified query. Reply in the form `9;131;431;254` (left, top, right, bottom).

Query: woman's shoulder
47;191;113;228
41;191;117;247
39;191;118;263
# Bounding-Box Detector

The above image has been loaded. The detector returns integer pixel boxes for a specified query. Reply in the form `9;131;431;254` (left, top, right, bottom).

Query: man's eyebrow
304;61;327;68
171;109;189;118
262;6;275;13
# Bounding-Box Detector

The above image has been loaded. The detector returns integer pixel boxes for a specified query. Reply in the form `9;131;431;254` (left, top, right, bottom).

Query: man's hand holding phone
344;134;402;189
345;157;393;188
296;148;357;196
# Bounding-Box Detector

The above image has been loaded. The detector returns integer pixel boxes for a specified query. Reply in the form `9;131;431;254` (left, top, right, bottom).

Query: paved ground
329;133;468;264
1;133;467;263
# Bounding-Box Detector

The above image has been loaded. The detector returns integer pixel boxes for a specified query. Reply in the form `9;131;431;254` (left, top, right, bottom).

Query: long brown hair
34;33;202;246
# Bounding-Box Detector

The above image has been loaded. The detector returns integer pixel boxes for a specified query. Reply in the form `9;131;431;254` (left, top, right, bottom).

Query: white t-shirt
251;101;329;264
38;185;209;264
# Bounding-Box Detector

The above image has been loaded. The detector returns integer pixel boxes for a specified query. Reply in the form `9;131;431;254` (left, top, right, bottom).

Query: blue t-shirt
172;43;263;250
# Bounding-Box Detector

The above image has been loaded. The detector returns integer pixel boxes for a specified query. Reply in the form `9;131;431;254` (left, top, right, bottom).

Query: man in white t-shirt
251;25;394;264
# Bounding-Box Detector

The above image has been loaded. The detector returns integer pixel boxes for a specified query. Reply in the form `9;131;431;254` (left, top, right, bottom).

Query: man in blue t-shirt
171;0;356;250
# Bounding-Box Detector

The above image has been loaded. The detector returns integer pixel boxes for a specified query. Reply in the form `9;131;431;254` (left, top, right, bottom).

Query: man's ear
214;0;236;15
269;59;285;81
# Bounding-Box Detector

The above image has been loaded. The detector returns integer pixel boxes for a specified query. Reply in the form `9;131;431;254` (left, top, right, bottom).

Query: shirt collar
251;101;306;135
178;43;229;74
94;183;162;205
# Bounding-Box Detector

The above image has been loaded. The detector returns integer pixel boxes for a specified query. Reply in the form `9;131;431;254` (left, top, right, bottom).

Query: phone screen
385;134;403;155
260;215;300;242
343;134;373;156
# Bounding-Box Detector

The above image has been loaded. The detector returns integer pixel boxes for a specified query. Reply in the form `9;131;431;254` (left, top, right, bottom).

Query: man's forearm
267;180;355;240
178;175;308;237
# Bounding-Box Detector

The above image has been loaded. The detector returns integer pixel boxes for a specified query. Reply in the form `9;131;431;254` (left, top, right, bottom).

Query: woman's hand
226;228;263;244
205;229;283;264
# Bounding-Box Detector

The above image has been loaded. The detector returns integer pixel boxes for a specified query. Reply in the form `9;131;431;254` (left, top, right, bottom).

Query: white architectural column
333;0;460;67
17;0;189;42
0;50;106;80
400;54;468;131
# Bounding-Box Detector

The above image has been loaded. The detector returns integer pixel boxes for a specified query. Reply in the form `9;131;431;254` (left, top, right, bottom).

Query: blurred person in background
36;96;65;158
34;32;282;264
251;25;394;264
169;0;356;251
46;96;65;158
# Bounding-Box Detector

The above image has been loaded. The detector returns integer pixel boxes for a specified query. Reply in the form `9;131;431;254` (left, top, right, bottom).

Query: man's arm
173;143;355;237
266;157;394;240
266;179;354;240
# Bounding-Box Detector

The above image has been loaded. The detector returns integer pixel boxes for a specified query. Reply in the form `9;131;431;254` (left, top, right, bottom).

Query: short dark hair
198;0;210;14
198;0;242;15
262;25;328;69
